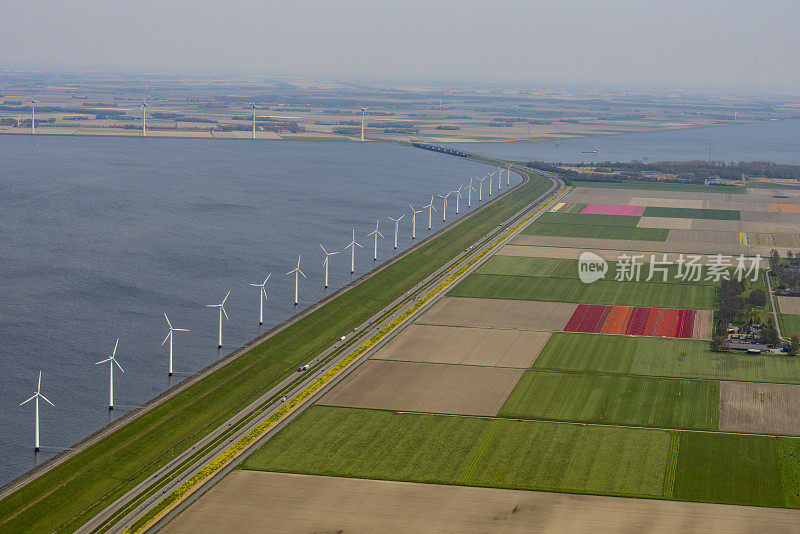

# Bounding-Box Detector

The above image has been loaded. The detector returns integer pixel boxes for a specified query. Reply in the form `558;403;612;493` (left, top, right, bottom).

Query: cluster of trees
608;161;800;181
769;249;800;294
712;279;775;351
525;161;622;183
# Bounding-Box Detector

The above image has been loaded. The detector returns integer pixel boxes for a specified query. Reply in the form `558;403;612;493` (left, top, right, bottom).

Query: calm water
450;119;800;165
0;136;513;485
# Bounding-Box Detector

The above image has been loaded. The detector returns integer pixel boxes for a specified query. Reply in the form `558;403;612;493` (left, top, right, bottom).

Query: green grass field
537;212;641;227
572;180;746;194
522;222;669;241
241;406;672;498
780;314;800;337
499;370;718;430
535;332;800;384
0;167;552;533
642;206;741;220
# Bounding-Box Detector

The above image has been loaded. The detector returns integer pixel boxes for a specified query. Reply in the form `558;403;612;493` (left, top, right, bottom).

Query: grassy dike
0;162;550;533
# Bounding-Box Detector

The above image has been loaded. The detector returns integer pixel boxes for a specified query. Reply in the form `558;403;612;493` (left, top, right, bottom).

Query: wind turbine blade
356;241;363;248
164;313;172;329
320;244;327;254
222;291;230;305
286;270;295;275
330;250;340;255
249;283;260;287
222;306;229;321
114;359;125;373
262;287;269;301
377;231;384;238
205;304;218;308
20;394;36;406
162;331;171;346
299;269;307;278
175;328;189;332
112;338;119;357
37;371;41;393
95;358;112;365
264;273;271;283
39;394;54;407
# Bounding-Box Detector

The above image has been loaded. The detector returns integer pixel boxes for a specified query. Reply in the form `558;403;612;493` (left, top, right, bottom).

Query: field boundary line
458;419;504;485
662;432;681;498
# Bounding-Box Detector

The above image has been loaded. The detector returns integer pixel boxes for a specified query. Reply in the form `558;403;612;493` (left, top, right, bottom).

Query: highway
73;164;565;533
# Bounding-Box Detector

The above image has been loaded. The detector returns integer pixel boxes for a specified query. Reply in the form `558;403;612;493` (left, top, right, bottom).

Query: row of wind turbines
19;165;514;451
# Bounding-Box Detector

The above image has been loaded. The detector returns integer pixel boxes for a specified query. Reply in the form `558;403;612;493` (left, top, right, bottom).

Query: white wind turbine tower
345;230;363;273
95;339;124;410
476;176;486;202
250;103;260;139
320;245;339;288
388;214;404;249
367;220;384;261
506;163;512;186
286;255;307;305
162;314;189;376
488;171;495;196
409;204;423;239
29;98;37;134
423;195;437;230
248;274;271;324
466;178;476;208
452;185;463;214
496;167;503;191
140;100;148;136
205;291;230;347
359;106;370;141
438;192;451;222
19;371;54;451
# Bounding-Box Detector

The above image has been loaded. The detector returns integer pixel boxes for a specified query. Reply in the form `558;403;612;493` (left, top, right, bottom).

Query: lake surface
448;119;800;165
0;136;514;485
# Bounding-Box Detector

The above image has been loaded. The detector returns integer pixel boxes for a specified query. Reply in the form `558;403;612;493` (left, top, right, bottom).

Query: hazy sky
2;0;799;90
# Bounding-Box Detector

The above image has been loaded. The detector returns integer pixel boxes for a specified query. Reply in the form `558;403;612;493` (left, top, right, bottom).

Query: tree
749;289;767;308
770;249;780;272
762;318;779;346
790;333;800;356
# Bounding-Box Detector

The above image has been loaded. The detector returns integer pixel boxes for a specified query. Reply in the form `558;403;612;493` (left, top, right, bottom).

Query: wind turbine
496;167;503;191
359;106;370;141
466;178;476;208
438;192;451;222
205;291;230;347
95;339;124;410
423;195;437;230
162;314;188;376
140;100;148;136
488;171;495;196
29;98;37;134
248;274;271;324
476;176;486;202
345;230;363;273
250;102;260;139
410;204;423;239
388;215;404;249
452;185;463;214
367;220;384;261
320;245;339;288
19;371;54;451
286;255;307;305
506;164;512;186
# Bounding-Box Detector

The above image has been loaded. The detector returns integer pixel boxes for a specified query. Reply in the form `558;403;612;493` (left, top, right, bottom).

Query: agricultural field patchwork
569;181;746;194
521;222;669;241
563;304;698;339
537;212;641;227
642;206;741;220
499;370;719;430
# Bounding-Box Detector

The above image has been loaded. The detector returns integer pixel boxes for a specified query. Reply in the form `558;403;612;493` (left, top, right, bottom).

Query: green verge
499;370;719;430
779;313;800;337
241;406;671;499
572;180;746;194
535;333;800;384
522;222;668;241
0;168;550;534
536;212;641;227
642;206;741;220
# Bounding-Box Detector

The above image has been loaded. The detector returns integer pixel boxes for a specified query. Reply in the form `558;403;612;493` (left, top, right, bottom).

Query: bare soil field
719;381;800;435
630;198;703;209
778;296;800;315
162;471;800;534
688;219;742;232
317;360;524;416
497;246;755;265
509;235;743;256
666;230;741;246
372;324;550;368
741;221;800;234
637;217;692;230
693;310;713;340
740;211;800;222
417;297;577;331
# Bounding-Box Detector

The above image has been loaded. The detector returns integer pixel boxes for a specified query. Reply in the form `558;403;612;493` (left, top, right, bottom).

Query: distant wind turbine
423;195;437;230
359;106;370;141
19;371;54;451
205;291;230;348
452;185;463;214
248;274;271;324
466;178;476;208
286;256;307;305
438;192;452;222
506;164;512;186
140;100;148;137
29;98;37;134
320;245;339;288
410;204;423;239
345;229;363;273
488;171;495;196
367;220;384;261
496;167;503;191
476;176;486;201
250;102;260;139
95;339;124;410
162;314;189;376
388;215;404;249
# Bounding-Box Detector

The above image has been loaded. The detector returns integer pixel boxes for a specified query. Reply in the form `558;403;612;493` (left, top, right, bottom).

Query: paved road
75;165;564;533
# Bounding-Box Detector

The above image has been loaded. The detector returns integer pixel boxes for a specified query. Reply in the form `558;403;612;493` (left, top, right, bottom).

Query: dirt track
162;471;800;534
317;359;524;416
372;324;550;368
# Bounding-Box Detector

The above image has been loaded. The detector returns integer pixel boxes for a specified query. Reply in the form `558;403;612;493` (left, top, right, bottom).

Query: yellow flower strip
127;183;568;534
